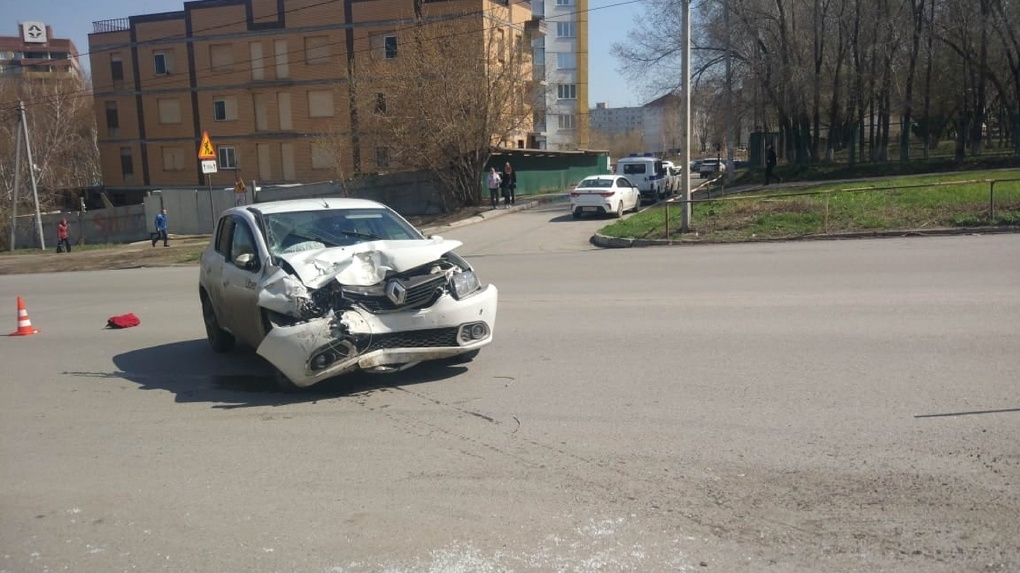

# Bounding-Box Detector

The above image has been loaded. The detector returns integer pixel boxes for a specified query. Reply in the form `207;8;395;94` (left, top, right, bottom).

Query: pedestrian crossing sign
198;131;216;160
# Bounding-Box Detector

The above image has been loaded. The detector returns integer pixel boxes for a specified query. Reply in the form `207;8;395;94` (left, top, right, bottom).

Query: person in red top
56;218;71;253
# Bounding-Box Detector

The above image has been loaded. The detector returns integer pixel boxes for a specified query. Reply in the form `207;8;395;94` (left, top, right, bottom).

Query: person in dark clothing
56;218;71;253
151;208;169;247
500;162;517;207
765;145;777;185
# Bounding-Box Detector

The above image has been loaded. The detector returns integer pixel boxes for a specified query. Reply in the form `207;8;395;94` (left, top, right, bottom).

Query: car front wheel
201;294;235;353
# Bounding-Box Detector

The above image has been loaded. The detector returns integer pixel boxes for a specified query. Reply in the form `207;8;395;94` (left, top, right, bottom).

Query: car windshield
578;178;613;188
622;163;647;175
262;207;422;255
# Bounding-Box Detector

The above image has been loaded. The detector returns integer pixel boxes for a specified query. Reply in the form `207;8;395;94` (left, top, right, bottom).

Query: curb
591;225;1020;248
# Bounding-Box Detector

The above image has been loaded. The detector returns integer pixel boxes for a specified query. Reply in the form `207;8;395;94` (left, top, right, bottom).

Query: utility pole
680;0;693;232
9;114;23;251
725;0;735;186
17;101;46;250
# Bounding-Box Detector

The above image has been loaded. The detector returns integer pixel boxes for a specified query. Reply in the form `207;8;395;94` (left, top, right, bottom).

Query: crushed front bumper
256;284;498;387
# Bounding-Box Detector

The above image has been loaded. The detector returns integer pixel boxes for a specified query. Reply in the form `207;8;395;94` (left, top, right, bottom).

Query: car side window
229;219;258;270
215;217;235;255
617;178;631;188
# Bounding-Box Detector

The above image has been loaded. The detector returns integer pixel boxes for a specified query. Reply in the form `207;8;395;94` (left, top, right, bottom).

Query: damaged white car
198;198;498;391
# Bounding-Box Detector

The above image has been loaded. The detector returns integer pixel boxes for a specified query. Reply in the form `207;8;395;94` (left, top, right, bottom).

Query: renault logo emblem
385;280;407;305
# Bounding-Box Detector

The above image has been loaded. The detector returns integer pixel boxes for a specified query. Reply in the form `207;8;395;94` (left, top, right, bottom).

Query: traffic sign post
198;131;217;231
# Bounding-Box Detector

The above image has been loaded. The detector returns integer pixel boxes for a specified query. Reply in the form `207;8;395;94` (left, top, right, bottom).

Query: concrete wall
12;204;148;249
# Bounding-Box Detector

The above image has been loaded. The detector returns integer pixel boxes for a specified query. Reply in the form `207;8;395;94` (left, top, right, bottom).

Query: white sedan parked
198;198;498;391
569;175;642;219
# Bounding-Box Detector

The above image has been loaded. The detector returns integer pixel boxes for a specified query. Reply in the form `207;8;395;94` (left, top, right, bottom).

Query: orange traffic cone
9;296;40;336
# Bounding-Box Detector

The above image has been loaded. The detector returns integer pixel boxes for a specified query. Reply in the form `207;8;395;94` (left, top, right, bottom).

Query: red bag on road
106;313;141;329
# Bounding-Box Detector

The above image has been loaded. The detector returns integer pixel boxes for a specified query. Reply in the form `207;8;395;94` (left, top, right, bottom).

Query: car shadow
103;339;469;409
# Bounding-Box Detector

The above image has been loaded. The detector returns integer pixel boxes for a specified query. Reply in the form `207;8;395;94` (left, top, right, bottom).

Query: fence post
665;202;671;245
989;180;995;221
825;193;830;234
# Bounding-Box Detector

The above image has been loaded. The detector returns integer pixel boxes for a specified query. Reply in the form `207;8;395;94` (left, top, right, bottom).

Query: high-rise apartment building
531;0;588;150
0;23;81;81
89;0;533;189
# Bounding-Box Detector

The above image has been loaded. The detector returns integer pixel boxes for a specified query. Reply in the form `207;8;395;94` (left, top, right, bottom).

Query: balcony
93;19;130;34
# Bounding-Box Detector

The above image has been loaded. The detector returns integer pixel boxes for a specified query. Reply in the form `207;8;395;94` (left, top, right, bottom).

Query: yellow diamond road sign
198;131;216;160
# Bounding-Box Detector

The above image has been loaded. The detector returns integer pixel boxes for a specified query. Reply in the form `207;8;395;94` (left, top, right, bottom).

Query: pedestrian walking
56;218;71;253
765;145;777;185
501;162;517;207
234;175;247;207
486;167;502;209
151;208;169;247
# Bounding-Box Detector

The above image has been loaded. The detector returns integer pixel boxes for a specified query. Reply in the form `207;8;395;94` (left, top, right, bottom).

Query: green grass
601;169;1020;242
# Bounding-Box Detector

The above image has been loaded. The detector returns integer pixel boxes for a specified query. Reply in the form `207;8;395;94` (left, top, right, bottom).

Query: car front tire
201;293;235;353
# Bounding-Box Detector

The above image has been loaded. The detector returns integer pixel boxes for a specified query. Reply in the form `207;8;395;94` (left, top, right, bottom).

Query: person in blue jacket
151;208;169;247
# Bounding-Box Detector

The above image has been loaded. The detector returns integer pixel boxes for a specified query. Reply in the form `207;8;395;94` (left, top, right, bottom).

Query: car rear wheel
201;294;235;353
572;209;582;219
614;201;624;218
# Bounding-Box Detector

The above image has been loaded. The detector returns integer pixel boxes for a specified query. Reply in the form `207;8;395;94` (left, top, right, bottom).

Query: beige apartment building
89;0;534;190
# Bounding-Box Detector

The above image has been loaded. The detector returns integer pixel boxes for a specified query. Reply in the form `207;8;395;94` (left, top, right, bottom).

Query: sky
6;0;646;108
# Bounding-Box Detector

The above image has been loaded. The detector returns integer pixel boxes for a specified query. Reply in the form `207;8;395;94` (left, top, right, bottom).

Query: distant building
589;102;643;135
89;0;534;190
0;23;81;80
531;0;589;151
589;95;683;156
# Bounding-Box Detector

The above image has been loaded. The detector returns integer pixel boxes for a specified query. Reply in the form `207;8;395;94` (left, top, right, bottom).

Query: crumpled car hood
274;238;463;289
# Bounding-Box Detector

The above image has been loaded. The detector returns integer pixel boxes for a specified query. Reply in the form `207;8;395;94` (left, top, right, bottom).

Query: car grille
364;327;460;351
343;273;447;312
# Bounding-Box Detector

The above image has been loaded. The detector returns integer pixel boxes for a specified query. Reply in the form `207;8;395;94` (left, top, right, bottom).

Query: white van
616;155;670;203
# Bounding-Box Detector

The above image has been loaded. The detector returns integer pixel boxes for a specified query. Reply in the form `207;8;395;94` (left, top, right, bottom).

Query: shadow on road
102;339;468;408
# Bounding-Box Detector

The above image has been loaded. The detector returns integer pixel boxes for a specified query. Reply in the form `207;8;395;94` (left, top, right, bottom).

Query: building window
249;42;264;80
556;22;575;38
374;93;386;114
274;40;289;78
218;146;237;169
153;51;170;75
120;147;133;176
161;147;185;171
497;29;506;63
278;92;293;130
376;147;390;169
556;0;574;4
209;43;233;72
110;55;124;82
311;143;333;170
557;114;577;130
157;98;181;124
105;101;119;134
384;36;397;59
304;35;330;65
557;52;576;69
557;84;577;100
307;90;334;118
213;97;237;121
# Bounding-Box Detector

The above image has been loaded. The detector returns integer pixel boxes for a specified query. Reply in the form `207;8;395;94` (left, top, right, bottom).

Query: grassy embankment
600;167;1020;242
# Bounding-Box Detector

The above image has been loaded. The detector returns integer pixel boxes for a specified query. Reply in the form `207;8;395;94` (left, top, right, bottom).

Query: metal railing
92;19;130;34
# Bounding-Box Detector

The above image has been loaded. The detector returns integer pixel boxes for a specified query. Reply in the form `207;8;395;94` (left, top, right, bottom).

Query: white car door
618;177;638;210
219;217;266;347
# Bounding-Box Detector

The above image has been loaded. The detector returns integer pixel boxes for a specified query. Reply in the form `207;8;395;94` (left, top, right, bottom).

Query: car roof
581;175;616;180
247;197;388;215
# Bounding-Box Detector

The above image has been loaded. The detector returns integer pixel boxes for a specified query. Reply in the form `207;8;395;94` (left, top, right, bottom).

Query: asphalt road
1;201;1018;572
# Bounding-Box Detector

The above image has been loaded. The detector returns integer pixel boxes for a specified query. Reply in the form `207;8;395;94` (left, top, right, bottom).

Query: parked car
570;175;642;219
699;159;726;178
616;155;670;203
198;198;498;391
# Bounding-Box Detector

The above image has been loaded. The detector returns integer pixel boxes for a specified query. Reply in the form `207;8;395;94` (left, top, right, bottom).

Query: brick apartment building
0;23;81;81
88;0;535;190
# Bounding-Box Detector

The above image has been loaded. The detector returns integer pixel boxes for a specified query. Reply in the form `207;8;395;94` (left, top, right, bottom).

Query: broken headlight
449;271;481;300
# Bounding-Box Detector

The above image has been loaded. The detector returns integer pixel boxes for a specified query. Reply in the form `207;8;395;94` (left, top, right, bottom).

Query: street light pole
680;0;693;232
18;101;45;250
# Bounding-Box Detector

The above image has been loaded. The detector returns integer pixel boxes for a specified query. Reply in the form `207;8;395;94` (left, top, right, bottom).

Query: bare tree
354;9;534;209
1;77;100;248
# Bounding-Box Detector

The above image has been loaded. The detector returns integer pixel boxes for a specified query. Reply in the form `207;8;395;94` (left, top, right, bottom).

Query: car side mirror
234;252;258;271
